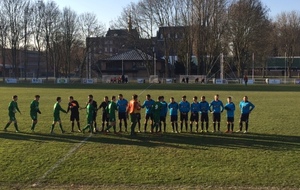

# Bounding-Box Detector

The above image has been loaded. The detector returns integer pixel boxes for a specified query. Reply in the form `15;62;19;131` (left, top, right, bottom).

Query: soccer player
4;95;21;132
51;97;67;134
117;94;128;132
82;98;95;134
67;96;81;132
224;96;235;133
237;96;255;133
83;95;98;132
199;96;210;133
168;97;179;133
179;95;190;133
159;96;168;133
30;95;41;132
98;96;110;132
141;94;155;132
127;94;141;136
152;96;162;133
105;96;118;134
209;94;224;132
190;96;200;133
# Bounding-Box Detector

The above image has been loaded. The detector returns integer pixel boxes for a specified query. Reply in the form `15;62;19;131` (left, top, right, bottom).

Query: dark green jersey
152;101;162;118
107;101;118;119
8;101;20;115
86;103;94;119
53;102;67;117
30;100;40;115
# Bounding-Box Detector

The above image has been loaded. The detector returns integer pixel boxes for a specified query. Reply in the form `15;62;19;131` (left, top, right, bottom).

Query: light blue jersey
168;102;179;116
117;99;128;113
209;100;224;113
225;102;235;117
239;101;255;114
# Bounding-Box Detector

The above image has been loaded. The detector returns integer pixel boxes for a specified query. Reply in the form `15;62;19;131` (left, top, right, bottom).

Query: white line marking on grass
32;84;153;187
32;133;92;187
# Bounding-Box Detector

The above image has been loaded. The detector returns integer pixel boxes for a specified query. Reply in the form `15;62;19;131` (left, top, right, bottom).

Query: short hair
146;94;151;98
104;96;108;99
13;95;18;99
88;94;93;98
182;95;186;98
112;95;116;100
35;95;40;98
170;97;174;100
56;97;61;101
118;94;123;97
193;96;198;99
133;94;138;100
201;96;205;99
69;96;74;99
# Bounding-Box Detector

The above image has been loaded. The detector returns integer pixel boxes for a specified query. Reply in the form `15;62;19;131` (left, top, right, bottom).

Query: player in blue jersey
159;96;168;133
199;96;210;132
179;95;190;133
224;96;235;133
209;94;224;132
117;94;128;132
190;96;200;133
168;97;179;133
237;96;255;133
141;94;155;132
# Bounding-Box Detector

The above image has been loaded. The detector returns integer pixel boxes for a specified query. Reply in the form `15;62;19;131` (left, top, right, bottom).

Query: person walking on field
4;95;21;132
224;96;235;133
237;96;255;133
127;94;141;136
199;96;210;133
105;96;118;134
30;95;41;132
51;97;67;134
151;96;163;133
67;96;81;132
82;98;95;134
209;94;224;132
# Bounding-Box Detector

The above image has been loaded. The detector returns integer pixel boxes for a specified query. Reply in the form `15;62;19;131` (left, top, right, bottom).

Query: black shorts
136;113;141;120
118;112;127;120
201;113;209;122
170;115;178;122
160;116;166;122
145;113;153;120
240;113;249;122
190;113;199;122
93;113;97;121
227;117;234;123
213;113;221;122
70;112;79;121
102;112;109;122
180;112;188;121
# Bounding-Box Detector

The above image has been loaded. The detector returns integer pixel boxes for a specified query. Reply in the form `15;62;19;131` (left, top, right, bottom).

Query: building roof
105;49;153;61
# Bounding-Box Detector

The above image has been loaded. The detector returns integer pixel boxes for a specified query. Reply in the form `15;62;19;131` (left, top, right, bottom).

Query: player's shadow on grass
0;131;299;151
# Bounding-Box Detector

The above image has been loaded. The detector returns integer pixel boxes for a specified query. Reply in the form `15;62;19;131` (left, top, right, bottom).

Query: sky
54;0;300;29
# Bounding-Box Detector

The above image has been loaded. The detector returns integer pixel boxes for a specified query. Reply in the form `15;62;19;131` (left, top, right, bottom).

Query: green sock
31;123;36;130
51;124;55;133
14;123;19;131
5;123;10;129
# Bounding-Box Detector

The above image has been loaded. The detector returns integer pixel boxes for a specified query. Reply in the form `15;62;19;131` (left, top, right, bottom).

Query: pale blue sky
54;0;300;29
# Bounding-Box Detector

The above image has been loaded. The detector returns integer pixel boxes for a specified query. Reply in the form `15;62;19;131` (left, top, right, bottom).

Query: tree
227;0;269;77
274;11;300;78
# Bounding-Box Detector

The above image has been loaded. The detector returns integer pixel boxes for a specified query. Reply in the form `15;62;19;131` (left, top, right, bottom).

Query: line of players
3;94;255;135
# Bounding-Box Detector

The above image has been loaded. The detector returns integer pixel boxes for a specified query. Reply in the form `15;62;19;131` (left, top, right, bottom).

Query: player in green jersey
151;96;162;133
50;97;67;134
4;95;21;132
30;95;41;132
105;96;118;134
82;98;95;134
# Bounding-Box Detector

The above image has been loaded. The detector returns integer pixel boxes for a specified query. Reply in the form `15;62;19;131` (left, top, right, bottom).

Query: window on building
105;47;108;52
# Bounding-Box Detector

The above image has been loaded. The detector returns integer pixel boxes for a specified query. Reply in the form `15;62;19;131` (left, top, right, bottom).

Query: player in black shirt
67;96;81;132
98;96;110;132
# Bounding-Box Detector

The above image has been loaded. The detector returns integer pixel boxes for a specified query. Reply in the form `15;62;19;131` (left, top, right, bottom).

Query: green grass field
0;83;299;190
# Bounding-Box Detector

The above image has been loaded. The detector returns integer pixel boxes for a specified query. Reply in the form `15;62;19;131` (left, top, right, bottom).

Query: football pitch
0;83;299;190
